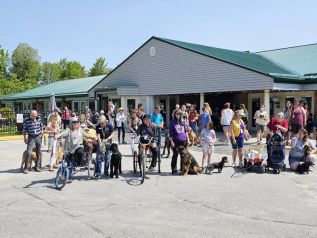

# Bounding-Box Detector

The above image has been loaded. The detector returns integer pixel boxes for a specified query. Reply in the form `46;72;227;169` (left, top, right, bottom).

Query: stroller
266;132;286;174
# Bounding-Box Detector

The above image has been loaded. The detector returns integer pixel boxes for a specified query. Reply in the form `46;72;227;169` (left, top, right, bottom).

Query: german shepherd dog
178;145;201;176
109;143;122;178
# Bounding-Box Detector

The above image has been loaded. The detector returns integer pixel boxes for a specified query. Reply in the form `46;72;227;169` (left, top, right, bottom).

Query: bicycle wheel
133;151;138;173
140;156;145;184
55;165;69;190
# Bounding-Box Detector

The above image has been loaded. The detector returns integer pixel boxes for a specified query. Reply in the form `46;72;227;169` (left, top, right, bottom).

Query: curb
0;135;23;141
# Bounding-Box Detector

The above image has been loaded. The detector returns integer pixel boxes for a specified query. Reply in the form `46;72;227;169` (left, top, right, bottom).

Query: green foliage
0;45;10;80
0;107;16;121
0;76;33;96
89;57;111;76
11;43;41;85
41;62;62;84
59;59;87;79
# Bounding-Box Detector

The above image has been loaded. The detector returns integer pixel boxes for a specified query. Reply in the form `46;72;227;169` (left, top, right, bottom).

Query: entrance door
127;98;136;114
251;98;260;127
169;97;176;120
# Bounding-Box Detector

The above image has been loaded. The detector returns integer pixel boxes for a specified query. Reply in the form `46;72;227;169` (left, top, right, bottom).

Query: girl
116;107;127;144
201;121;217;169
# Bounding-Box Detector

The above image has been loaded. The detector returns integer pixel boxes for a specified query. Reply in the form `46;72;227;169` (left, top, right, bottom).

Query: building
1;75;105;112
90;37;317;127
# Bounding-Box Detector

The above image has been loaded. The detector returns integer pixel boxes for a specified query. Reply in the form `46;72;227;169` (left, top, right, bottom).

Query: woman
61;106;71;129
289;129;316;170
203;102;212;115
221;102;234;145
128;110;142;133
45;112;60;171
116;107;127;144
290;99;306;135
284;101;293;144
240;104;248;126
169;109;190;174
230;110;249;166
188;105;198;133
180;104;189;123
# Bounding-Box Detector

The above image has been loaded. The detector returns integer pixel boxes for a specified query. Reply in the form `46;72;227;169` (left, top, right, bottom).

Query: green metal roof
155;37;302;81
2;75;105;100
257;43;317;76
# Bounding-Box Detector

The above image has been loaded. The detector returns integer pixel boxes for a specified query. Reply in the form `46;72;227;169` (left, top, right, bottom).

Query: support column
200;93;204;113
264;90;270;118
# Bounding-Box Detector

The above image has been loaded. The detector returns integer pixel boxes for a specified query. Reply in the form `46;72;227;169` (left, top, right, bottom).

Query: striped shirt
23;116;43;136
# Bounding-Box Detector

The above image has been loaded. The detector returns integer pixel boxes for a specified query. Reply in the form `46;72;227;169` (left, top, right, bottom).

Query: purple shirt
169;120;188;142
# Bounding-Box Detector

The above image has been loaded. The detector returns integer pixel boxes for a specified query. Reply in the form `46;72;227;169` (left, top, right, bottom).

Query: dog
205;156;228;174
178;145;201;176
109;143;122;178
161;131;171;158
188;127;200;146
20;148;42;172
296;161;314;174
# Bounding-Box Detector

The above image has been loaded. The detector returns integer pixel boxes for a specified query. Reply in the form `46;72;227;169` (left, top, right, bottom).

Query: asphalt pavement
1;135;317;238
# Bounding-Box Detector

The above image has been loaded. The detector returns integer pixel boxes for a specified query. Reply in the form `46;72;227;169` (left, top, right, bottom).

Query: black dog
205;156;228;174
161;131;171;158
296;161;314;174
109;143;122;178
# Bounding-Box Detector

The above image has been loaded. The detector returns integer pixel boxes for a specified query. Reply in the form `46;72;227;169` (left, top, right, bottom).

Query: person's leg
25;137;35;171
290;162;300;170
49;139;57;170
104;149;112;176
149;143;158;168
202;151;207;168
74;147;84;166
35;135;42;169
118;127;121;143
122;123;126;143
171;142;179;172
222;126;227;143
96;145;103;176
157;128;162;148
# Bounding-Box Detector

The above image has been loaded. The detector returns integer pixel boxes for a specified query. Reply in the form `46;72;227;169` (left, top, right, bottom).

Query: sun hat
118;107;124;111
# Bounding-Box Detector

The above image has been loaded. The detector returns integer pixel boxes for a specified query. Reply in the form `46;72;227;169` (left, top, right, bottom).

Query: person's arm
169;121;175;147
276;121;288;133
106;126;114;140
23;119;28;144
128;119;134;133
230;122;236;144
254;111;258;120
302;108;307;126
57;129;69;139
159;115;164;128
212;130;217;144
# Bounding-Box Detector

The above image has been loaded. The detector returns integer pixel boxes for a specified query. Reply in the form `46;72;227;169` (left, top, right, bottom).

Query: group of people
21;98;316;176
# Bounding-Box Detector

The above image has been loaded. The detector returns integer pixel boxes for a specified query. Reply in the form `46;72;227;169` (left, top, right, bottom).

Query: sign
16;114;24;123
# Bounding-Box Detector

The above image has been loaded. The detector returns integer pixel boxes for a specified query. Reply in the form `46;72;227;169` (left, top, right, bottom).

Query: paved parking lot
1;138;317;238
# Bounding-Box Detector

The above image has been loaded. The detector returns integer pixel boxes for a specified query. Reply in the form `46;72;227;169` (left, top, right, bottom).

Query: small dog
296;161;314;174
109;143;122;178
178;145;201;176
20;148;42;172
161;131;171;158
188;127;200;146
205;156;228;174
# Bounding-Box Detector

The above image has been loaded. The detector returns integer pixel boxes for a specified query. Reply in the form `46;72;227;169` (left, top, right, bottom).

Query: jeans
96;144;112;176
25;134;42;170
171;140;187;172
156;128;162;148
117;123;125;142
189;121;197;132
138;144;158;168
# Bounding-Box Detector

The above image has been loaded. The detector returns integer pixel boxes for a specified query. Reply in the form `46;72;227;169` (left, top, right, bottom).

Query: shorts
202;143;214;154
288;154;303;165
256;124;265;133
290;124;303;134
231;136;244;150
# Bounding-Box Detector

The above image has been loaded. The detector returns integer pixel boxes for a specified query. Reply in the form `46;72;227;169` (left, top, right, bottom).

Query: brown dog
178;145;201;176
188;127;200;146
20;148;42;172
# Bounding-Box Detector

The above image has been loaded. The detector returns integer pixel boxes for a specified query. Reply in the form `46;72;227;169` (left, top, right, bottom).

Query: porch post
200;93;204;113
264;90;270;118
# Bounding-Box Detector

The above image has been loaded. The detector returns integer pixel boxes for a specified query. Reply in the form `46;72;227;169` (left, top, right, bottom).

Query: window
44;102;50;112
23;102;32;111
5;103;13;109
72;101;86;113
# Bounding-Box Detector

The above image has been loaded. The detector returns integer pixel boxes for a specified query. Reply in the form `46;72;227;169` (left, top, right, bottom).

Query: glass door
127;98;136;114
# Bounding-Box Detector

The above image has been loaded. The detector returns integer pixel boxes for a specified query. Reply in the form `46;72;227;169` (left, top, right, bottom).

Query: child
201;121;217;169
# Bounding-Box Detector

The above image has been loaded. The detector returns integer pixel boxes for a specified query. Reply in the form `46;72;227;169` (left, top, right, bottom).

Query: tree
59;59;86;79
41;62;62;84
11;43;41;86
0;45;10;80
88;57;111;76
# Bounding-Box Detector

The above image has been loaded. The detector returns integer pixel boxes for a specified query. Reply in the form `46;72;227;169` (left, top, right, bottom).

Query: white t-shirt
116;112;126;128
221;109;234;126
254;110;268;126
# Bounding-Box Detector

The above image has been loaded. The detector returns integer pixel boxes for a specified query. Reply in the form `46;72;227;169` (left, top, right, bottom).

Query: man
150;105;164;148
267;112;288;135
95;117;114;178
22;110;43;173
253;105;269;145
136;114;158;170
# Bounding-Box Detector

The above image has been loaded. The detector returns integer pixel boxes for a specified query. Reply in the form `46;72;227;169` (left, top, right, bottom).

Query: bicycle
131;132;139;173
133;136;161;184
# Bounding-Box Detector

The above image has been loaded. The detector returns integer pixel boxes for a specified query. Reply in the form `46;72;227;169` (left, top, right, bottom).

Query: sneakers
22;170;28;174
148;166;154;171
35;168;42;172
95;174;101;179
122;141;127;144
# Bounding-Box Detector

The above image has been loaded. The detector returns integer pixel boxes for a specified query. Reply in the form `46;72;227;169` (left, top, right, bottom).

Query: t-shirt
201;128;216;145
169;120;188;142
188;110;198;123
221;109;234;126
150;112;163;126
230;119;245;138
200;112;211;129
290;138;316;158
96;124;113;140
267;118;288;133
254;110;268;126
136;124;156;138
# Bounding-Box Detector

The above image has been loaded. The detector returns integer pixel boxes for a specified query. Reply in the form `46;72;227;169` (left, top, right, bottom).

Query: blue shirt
150;112;163;126
23;116;43;136
200;112;211;129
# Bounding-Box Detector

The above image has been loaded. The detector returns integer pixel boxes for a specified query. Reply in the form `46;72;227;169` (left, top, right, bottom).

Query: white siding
95;38;274;96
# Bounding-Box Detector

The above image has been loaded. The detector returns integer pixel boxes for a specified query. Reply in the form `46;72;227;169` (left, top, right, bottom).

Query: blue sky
0;0;316;69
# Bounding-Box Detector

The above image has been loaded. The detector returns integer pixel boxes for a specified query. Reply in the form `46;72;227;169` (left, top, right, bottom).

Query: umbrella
49;93;58;112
